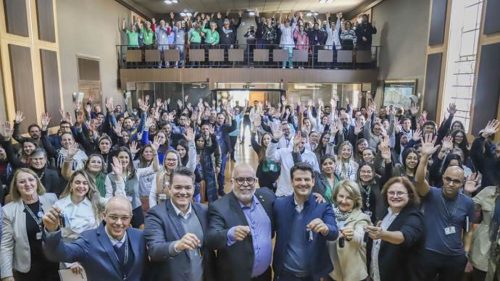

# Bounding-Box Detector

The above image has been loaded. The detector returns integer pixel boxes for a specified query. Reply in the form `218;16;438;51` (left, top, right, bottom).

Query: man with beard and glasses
273;162;338;280
206;163;275;281
144;167;215;281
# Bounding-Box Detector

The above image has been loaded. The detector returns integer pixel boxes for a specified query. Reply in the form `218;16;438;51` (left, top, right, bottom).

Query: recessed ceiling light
306;12;312;17
180;12;186;16
248;11;255;16
164;0;172;4
172;0;178;3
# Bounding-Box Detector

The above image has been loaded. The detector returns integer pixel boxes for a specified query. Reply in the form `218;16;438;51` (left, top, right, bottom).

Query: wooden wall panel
429;0;447;45
4;0;29;37
484;0;500;34
40;49;61;126
471;43;500;134
36;0;56;42
423;53;442;120
9;45;36;132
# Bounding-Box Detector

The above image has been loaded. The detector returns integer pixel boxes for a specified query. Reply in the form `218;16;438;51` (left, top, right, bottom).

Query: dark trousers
252;267;272;281
15;260;60;281
417;249;468;281
217;153;228;196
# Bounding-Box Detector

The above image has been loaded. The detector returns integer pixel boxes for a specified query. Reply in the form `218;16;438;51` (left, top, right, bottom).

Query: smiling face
30;154;47;170
292;169;315;199
362;149;375;163
386;182;409;211
176;144;187;158
232;165;257;205
23;142;36;155
16;171;39;200
117;151;130;169
29;126;41;139
61;134;74;150
71;173;90;199
405;152;419;170
169;174;194;211
164;152;179;171
87;155;103;173
336;187;355;212
359;165;374;183
453;132;465;144
142;146;154;162
262;134;272;147
104;198;133;240
340;144;352;160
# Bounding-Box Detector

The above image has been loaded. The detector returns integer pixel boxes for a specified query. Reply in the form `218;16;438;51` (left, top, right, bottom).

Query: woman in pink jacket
293;24;309;68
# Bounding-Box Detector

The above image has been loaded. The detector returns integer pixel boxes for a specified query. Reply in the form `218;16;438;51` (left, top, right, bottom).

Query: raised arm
415;134;440;197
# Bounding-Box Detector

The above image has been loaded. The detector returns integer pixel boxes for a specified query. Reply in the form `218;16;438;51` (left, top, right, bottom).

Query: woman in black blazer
366;176;424;281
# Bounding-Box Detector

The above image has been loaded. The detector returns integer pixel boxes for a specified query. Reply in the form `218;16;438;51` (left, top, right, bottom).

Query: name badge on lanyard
444;226;456;235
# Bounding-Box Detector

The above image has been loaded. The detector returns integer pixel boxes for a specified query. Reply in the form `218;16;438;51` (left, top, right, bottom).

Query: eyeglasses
387;191;408;197
443;177;462;185
234;177;256;185
107;215;132;222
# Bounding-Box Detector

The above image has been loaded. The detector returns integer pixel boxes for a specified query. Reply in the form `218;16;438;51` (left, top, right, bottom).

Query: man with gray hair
207;163;275;281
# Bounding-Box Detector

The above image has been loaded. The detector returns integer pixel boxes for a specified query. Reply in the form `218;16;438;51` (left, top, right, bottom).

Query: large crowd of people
0;93;499;281
121;11;377;68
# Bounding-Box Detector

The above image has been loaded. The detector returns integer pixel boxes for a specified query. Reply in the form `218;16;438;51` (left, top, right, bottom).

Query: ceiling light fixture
306;12;312;17
180;12;186;16
164;0;172;4
248;11;255;16
172;0;178;3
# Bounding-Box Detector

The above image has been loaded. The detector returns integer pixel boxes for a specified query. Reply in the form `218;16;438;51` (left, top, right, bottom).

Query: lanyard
24;202;43;230
439;193;458;225
114;240;129;280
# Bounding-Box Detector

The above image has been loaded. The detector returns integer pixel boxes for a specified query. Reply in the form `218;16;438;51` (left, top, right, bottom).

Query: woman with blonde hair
328;180;371;281
149;149;181;208
0;168;59;281
52;170;105;275
335;141;359;181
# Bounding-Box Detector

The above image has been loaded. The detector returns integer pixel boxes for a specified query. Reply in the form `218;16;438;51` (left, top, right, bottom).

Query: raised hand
482;119;499;138
420;133;440;156
105;97;114;112
447;102;457;115
14;111;25;124
354;120;363;135
441;136;453;152
111;156;124;177
410;103;419;116
145;117;155;129
129;141;139;155
152;135;161;151
113;122;122;137
272;126;283;140
0;121;13;140
293;133;302;150
67;143;79;159
41;112;52;129
380;136;392;161
464;172;481;194
412;128;422;142
184;127;194;142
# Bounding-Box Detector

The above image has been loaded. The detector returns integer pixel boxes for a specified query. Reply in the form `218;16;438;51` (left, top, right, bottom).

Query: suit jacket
43;223;146;281
0;193;57;278
273;194;338;281
144;200;215;281
206;188;276;281
369;206;424;281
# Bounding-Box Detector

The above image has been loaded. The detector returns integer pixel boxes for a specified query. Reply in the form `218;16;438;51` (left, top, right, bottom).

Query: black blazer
369;205;425;281
206;188;276;281
144;200;216;281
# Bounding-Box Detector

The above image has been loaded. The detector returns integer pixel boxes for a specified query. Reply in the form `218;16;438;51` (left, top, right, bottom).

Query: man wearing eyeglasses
42;196;147;281
414;134;479;281
144;167;215;281
206;163;276;281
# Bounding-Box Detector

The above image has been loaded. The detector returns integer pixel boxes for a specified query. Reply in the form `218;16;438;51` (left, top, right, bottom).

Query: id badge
444;226;456;235
36;232;42;240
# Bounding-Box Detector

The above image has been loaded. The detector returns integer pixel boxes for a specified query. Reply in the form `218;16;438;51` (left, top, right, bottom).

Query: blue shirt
422;187;474;256
227;196;272;277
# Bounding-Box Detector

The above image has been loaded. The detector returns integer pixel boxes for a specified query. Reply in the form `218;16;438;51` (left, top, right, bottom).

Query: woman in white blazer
0;168;58;281
328;180;372;281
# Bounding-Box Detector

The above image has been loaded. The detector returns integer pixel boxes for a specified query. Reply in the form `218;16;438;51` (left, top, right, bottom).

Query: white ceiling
131;0;369;15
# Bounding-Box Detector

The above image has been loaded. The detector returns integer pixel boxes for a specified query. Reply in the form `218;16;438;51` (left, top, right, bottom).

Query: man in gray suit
206;163;276;281
144;167;215;281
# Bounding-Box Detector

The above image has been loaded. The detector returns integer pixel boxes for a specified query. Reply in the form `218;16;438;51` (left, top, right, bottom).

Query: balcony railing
117;43;380;70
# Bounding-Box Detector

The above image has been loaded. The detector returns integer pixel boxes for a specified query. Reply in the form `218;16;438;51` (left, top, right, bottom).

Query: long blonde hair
9;168;46;201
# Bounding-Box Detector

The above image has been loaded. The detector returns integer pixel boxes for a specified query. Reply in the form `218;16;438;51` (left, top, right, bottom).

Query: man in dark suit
206;163;276;281
42;196;146;281
273;162;339;280
144;167;215;281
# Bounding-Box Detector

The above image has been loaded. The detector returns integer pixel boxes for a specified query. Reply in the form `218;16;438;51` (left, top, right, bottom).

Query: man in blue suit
273;162;339;281
144;167;215;281
42;196;146;281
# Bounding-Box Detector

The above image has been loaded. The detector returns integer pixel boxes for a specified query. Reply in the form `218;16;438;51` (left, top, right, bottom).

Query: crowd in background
0;92;499;281
121;10;377;68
